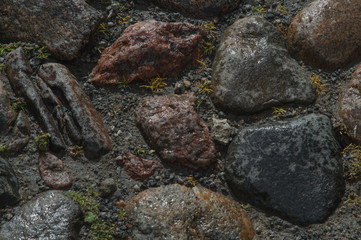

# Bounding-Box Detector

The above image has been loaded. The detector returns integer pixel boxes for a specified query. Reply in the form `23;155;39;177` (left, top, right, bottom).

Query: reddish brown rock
115;153;160;181
287;0;361;70
134;93;217;170
38;152;72;189
0;74;17;135
89;20;206;85
339;64;361;142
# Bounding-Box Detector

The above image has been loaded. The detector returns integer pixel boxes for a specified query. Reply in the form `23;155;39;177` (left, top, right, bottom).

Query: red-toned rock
89;20;206;85
287;0;361;70
115;153;160;181
339;64;361;142
38;152;72;189
134;93;217;170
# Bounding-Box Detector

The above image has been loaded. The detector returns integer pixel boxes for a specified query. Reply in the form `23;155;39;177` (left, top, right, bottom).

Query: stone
134;93;217;170
339;64;361;142
287;0;361;70
0;190;82;239
7;111;31;155
89;20;206;85
5;48;112;159
212;16;316;114
225;114;344;225
126;184;254;239
211;116;233;145
0;0;103;60
143;0;241;19
38;152;72;189
115;152;160;181
0;157;20;208
0;75;17;135
98;178;117;198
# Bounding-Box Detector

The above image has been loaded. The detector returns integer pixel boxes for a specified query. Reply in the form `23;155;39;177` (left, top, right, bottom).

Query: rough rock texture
0;157;19;208
98;178;117;198
126;184;254;240
134;94;217;170
89;20;206;85
287;0;361;70
339;64;361;142
115;152;160;181
211;116;233;145
0;190;82;239
37;63;112;159
0;0;103;60
225;114;344;225
0;76;17;135
38;152;72;189
5;48;112;158
143;0;241;18
212;16;316;114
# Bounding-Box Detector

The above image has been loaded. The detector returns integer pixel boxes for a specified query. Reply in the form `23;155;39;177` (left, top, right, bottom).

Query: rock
339;64;361;142
7;111;31;154
0;157;20;208
134;94;217;170
212;16;316;114
98;178;117;198
115;152;160;181
89;20;206;85
144;0;241;18
287;0;361;70
0;190;82;239
38;152;72;189
0;0;103;60
225;114;344;225
0;75;17;135
126;184;254;239
211;116;233;145
37;63;112;159
5;48;112;159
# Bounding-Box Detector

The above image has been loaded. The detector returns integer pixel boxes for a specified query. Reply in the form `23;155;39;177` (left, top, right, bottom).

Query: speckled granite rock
287;0;361;70
212;16;316;114
225;114;344;225
89;20;206;85
126;184;254;239
134;93;217;170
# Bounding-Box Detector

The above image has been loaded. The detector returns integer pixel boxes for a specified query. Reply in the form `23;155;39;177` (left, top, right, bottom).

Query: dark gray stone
212;16;316;114
0;157;19;208
0;190;82;240
0;0;103;60
225;114;344;225
0;75;17;135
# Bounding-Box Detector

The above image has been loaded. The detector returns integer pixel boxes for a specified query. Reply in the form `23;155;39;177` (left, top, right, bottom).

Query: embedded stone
0;157;20;208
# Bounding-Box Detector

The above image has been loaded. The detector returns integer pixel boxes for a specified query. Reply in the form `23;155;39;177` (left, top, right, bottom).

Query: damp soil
1;0;361;239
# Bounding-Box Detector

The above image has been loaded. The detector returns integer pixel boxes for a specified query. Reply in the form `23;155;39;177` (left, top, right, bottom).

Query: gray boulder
0;190;82;240
0;0;103;60
212;16;316;114
225;114;344;225
0;157;19;208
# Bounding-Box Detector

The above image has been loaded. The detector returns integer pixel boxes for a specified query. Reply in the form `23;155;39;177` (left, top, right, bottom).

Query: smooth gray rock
0;0;103;60
0;157;19;208
125;184;254;239
0;190;82;240
225;114;344;225
212;16;316;114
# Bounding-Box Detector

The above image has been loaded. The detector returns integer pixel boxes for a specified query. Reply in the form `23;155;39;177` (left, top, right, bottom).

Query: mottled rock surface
0;77;17;135
0;0;103;60
144;0;241;18
38;152;72;189
98;178;117;198
226;114;344;225
90;20;206;85
126;184;254;240
134;94;217;170
0;191;82;239
0;157;19;208
287;0;361;70
212;16;316;114
5;48;112;158
211;116;233;145
115;152;160;181
339;64;361;142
